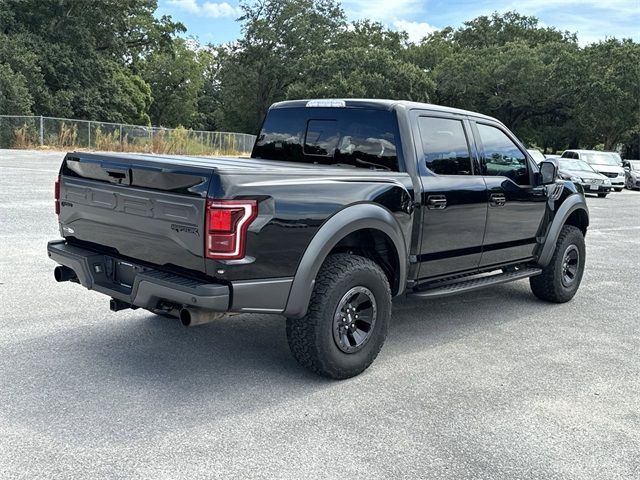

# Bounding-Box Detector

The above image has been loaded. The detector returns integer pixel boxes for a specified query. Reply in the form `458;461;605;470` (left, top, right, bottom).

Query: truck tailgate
58;153;214;273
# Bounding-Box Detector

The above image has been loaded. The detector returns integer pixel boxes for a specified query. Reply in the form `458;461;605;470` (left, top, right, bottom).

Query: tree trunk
604;135;617;151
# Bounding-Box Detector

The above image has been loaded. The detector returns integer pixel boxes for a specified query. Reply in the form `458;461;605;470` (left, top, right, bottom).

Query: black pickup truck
48;99;589;379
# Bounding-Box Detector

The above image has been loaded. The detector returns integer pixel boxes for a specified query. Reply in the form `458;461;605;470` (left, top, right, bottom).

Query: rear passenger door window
476;123;529;185
417;117;473;175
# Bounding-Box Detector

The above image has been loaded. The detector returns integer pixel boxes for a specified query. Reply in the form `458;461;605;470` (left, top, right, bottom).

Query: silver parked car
561;150;625;191
623;160;640;190
558;159;613;197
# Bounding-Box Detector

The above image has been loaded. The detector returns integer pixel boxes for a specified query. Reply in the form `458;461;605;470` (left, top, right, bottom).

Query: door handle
427;195;447;209
489;193;506;207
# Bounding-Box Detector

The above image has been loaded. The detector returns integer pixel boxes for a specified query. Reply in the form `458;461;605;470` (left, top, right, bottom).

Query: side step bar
410;267;542;299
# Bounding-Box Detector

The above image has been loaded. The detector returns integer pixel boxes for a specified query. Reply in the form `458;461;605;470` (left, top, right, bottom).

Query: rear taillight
54;175;61;215
205;199;257;260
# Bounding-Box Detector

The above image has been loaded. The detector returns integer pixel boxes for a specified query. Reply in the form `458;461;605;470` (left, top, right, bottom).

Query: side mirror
539;161;557;185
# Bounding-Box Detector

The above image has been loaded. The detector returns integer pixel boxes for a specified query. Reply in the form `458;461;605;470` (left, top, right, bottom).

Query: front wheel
286;254;391;379
614;187;623;192
530;225;585;303
597;193;608;198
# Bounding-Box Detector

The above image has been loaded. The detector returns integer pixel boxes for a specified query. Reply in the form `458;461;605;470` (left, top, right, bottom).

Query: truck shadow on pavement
87;279;552;386
1;279;572;439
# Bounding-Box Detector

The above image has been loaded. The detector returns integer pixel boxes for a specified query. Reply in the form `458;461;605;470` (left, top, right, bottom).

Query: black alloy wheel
332;286;377;354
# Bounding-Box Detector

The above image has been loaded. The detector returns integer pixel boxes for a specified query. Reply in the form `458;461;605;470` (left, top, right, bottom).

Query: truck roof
271;98;498;123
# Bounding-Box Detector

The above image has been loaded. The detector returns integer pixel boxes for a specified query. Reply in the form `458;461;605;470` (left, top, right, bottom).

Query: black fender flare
537;194;588;267
283;203;409;318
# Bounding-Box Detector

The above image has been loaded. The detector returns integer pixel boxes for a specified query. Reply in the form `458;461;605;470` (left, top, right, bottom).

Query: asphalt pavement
1;149;638;479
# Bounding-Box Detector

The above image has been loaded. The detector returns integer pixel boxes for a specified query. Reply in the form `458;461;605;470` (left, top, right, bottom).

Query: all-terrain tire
286;254;391;379
530;225;585;303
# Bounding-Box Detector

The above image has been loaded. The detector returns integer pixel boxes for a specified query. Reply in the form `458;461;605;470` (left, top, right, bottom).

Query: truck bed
57;152;413;280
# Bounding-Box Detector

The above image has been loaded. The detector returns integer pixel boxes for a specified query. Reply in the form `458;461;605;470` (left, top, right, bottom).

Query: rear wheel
286;254;391;379
597;193;608;198
530;225;585;303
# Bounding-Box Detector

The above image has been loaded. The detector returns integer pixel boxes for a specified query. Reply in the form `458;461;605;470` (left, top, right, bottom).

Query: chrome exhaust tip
179;307;224;327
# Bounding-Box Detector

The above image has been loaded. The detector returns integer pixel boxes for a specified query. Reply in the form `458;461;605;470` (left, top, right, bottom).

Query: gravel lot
1;149;638;480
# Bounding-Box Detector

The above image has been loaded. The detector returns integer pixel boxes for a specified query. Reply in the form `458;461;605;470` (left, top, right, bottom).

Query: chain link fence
0;115;256;156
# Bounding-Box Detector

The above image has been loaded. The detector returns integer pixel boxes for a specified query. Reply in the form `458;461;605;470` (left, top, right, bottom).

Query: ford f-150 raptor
48;99;589;379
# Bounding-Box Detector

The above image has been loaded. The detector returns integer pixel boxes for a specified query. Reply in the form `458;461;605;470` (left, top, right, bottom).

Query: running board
410;267;542;299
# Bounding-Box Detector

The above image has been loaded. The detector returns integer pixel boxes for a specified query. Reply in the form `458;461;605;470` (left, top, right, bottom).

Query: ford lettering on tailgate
63;180;198;224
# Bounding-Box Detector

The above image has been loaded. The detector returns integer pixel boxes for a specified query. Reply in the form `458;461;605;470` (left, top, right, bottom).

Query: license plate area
589;184;598;191
114;260;144;288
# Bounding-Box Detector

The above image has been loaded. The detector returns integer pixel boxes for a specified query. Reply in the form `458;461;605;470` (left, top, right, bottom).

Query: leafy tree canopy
0;0;182;123
141;39;209;127
287;47;434;102
0;1;637;156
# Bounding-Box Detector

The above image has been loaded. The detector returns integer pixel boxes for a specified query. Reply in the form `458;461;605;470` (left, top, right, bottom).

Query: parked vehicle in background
558;159;612;197
561;150;625;191
527;149;546;164
47;99;590;379
607;151;623;165
623;160;640;190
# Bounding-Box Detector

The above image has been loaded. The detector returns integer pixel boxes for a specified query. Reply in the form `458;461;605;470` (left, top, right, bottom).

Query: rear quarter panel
206;170;415;281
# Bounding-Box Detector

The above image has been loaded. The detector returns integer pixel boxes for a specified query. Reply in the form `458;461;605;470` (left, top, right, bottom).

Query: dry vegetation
2;120;250;157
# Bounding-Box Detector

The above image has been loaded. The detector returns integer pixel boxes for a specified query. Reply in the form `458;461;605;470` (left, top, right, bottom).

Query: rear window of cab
252;107;403;172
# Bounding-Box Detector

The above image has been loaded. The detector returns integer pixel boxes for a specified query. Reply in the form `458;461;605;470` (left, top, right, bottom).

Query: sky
157;0;640;46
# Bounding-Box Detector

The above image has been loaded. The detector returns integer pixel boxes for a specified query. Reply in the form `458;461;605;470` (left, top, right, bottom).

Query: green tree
286;20;433;102
0;33;50;115
0;63;33;114
214;0;346;133
406;27;456;72
453;11;576;48
0;0;183;123
192;48;226;131
576;39;640;150
416;12;583;148
287;47;434;102
141;39;207;127
96;68;152;125
337;20;409;51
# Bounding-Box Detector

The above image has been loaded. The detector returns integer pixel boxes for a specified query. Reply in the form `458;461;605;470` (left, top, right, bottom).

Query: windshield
527;149;546;164
560;160;594;172
581;152;621;166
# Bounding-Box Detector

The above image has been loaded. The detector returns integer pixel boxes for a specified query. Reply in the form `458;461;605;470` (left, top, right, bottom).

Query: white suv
561;150;625;191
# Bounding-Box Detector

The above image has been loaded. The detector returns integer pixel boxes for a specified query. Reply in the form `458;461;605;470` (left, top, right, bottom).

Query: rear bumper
47;240;229;311
47;240;293;314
